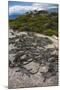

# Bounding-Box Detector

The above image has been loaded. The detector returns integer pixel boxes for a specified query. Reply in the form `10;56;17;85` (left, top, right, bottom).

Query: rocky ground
8;29;58;89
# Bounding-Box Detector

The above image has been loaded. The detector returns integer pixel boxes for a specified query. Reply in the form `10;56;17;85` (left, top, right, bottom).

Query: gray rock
9;30;58;88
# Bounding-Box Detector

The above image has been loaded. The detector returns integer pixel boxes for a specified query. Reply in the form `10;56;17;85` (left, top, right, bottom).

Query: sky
8;1;58;15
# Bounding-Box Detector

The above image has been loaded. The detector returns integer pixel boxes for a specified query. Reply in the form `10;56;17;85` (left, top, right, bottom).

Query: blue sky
8;1;58;15
8;1;33;7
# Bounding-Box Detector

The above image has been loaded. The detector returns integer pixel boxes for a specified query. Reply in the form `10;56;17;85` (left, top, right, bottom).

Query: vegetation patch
9;10;58;36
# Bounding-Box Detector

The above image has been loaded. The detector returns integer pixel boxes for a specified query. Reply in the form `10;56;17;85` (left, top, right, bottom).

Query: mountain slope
9;10;58;36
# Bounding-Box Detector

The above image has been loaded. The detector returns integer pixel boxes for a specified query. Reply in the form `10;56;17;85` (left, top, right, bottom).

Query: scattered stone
20;55;27;60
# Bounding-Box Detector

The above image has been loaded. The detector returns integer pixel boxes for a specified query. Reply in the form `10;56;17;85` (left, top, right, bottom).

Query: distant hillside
48;7;58;13
9;14;19;20
9;10;58;36
9;13;24;20
9;6;58;19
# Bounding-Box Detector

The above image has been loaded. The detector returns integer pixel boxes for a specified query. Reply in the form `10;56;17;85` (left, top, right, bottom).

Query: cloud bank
9;2;58;15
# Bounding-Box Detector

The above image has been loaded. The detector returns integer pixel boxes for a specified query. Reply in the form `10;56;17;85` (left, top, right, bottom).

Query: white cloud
9;3;44;15
9;5;32;15
9;2;57;15
32;3;58;10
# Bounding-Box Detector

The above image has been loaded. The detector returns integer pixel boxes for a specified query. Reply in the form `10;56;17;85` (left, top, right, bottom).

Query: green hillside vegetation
9;10;58;36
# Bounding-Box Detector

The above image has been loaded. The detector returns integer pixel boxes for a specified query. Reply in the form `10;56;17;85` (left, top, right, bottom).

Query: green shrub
9;10;58;36
44;29;57;36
